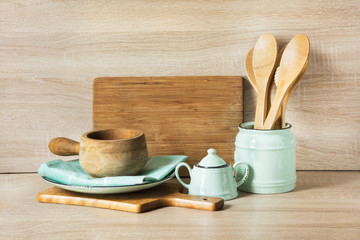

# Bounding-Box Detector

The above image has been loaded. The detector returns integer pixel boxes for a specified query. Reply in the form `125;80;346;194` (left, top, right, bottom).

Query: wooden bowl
49;128;148;178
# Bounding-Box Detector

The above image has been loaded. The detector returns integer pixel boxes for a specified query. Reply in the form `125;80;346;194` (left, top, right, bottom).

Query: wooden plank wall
0;0;359;172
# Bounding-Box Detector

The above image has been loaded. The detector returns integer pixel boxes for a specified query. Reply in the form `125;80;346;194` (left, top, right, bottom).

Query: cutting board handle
48;137;80;156
167;192;224;211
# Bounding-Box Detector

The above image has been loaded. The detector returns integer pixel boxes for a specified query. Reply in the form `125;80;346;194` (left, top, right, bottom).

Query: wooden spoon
252;34;278;129
245;47;273;115
262;34;310;129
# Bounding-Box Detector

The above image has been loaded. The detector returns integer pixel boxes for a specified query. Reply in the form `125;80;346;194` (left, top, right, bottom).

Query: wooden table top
1;171;359;239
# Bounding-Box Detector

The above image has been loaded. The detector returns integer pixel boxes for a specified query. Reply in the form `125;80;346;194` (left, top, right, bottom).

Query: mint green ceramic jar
234;122;296;194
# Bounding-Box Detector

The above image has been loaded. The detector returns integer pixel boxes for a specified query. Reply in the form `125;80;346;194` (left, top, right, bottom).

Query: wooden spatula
262;34;310;129
252;34;278;129
37;183;224;213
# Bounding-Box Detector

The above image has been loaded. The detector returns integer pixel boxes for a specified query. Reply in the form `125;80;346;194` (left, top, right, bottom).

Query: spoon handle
280;92;292;128
262;89;286;129
273;105;283;129
254;90;268;129
267;80;273;116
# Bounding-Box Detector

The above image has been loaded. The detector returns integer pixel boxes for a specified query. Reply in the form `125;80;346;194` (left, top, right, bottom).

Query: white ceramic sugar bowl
175;148;249;200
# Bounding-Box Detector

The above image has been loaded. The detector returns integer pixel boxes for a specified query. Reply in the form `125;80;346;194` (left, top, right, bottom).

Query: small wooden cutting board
93;76;243;169
37;183;224;213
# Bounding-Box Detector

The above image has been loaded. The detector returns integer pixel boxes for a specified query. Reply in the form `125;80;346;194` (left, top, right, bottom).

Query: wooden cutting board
93;76;243;169
37;183;224;213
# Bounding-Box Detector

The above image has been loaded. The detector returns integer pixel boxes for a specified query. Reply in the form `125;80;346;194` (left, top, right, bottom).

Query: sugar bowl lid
197;148;228;168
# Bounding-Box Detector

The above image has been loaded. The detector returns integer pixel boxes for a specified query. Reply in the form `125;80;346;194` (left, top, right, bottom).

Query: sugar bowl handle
233;162;249;187
175;162;192;189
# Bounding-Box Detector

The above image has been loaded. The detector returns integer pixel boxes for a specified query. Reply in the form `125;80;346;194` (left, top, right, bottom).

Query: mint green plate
42;172;174;194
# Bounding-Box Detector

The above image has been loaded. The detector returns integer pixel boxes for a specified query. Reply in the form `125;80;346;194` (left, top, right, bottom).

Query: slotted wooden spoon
273;44;287;129
262;34;310;129
252;34;278;129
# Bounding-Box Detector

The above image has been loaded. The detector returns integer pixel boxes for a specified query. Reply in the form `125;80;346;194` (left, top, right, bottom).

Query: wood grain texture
93;76;243;167
37;183;224;213
1;172;360;239
0;0;359;171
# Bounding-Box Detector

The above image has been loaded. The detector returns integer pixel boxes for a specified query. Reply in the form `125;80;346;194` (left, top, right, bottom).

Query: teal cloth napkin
38;155;188;187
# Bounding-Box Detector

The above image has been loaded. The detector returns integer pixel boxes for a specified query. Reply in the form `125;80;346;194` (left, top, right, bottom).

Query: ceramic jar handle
233;162;249;187
175;162;192;189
